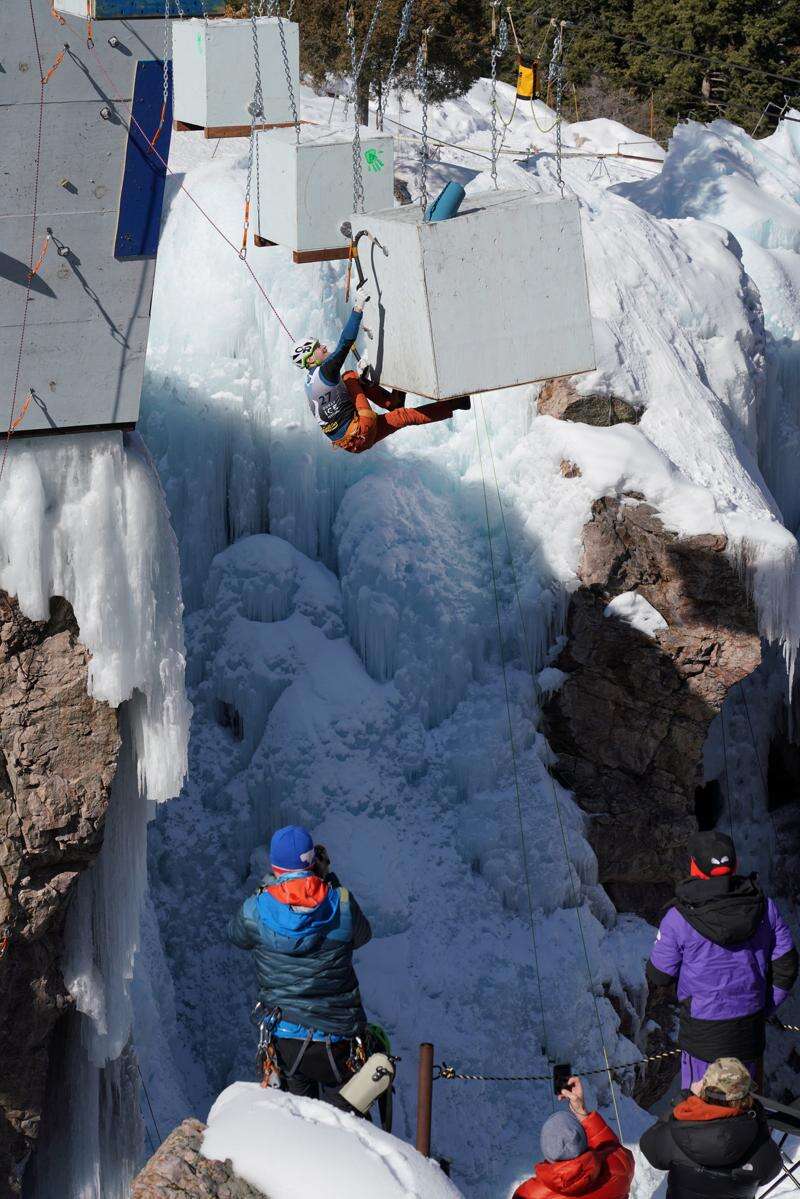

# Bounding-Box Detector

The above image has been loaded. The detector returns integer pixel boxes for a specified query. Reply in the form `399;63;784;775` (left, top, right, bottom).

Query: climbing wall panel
353;190;596;400
1;0;170;434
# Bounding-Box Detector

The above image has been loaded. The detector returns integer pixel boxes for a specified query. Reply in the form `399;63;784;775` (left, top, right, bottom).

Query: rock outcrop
131;1119;269;1199
0;592;120;1194
538;378;641;426
542;497;761;921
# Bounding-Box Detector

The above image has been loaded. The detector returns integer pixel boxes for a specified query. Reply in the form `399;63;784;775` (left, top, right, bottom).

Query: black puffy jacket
640;1094;781;1199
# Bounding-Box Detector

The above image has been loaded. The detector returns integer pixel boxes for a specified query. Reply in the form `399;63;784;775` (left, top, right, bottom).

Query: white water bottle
339;1053;395;1114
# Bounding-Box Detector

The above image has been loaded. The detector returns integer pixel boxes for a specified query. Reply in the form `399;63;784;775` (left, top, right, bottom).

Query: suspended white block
353;190;596;400
172;17;300;131
252;128;394;256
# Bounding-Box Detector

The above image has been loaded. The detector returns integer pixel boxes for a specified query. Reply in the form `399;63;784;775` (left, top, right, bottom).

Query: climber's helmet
292;338;323;370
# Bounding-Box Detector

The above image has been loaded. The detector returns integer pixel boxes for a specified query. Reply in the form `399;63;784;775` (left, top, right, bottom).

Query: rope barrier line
472;405;552;1093
476;399;623;1138
1;0;48;482
437;1045;682;1083
76;34;295;340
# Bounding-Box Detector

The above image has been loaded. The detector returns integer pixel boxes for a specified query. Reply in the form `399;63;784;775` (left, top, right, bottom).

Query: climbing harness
376;0;415;131
414;29;432;213
489;2;509;190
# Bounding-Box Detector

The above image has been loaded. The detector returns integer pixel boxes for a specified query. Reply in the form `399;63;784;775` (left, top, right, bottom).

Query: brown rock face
538;378;641;426
0;592;120;1194
542;498;761;921
131;1119;270;1199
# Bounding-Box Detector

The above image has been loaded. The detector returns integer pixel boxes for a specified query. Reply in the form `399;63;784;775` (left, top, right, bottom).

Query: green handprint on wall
364;148;385;173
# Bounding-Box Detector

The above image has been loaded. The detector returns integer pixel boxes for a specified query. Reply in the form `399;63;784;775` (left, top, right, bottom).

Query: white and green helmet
292;338;319;370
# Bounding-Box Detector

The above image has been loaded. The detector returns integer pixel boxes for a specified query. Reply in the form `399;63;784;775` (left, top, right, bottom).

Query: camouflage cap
701;1058;753;1102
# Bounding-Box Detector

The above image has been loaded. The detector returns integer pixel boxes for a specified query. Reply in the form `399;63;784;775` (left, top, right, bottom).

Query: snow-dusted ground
132;78;800;1197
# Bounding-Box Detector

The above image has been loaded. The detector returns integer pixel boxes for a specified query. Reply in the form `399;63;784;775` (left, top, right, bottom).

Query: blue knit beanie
270;825;316;871
540;1111;588;1163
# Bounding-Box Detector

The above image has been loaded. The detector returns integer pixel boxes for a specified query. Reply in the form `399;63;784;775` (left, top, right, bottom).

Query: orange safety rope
42;46;65;86
148;99;168;152
240;200;250;257
10;392;33;433
29;232;51;279
85;0;94;48
50;3;65;24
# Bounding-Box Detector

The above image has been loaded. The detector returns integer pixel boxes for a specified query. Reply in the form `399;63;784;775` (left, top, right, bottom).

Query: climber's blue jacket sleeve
318;309;363;386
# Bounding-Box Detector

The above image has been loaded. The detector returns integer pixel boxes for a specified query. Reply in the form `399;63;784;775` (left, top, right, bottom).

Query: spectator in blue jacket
228;825;372;1109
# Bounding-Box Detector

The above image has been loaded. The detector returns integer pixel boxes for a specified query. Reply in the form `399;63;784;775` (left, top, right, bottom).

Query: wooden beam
292;246;351;264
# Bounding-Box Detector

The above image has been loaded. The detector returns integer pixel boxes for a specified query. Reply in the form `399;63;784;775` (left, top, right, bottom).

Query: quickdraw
252;1002;282;1088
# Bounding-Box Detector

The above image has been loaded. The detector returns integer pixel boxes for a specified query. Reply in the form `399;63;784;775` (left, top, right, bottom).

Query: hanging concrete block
252;128;394;261
172;17;299;134
351;190;596;400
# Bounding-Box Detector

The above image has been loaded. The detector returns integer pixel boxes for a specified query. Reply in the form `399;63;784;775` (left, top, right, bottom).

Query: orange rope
85;0;94;48
50;3;65;24
42;46;65;85
0;934;8;961
10;392;32;433
240;200;250;256
148;100;168;152
28;232;50;279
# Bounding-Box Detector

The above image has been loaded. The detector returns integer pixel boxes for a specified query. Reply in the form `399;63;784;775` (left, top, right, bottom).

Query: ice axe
340;221;387;294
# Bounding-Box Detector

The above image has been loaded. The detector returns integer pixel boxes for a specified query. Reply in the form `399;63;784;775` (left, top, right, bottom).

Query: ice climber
639;1056;782;1199
646;830;797;1089
228;825;372;1110
293;293;471;453
512;1075;634;1199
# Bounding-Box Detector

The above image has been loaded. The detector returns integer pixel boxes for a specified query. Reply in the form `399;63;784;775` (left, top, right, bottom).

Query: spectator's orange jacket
513;1112;634;1199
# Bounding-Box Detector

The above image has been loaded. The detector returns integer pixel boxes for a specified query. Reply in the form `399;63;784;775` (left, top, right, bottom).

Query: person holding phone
512;1074;635;1199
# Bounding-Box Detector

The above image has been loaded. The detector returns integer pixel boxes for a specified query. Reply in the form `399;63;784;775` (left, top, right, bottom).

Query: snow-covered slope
202;1083;464;1198
133;86;800;1197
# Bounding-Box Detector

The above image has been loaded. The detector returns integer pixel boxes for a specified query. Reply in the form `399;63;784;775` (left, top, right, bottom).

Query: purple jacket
647;875;797;1062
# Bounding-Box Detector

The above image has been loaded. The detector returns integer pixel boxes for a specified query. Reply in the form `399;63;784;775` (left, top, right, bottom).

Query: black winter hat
688;830;736;877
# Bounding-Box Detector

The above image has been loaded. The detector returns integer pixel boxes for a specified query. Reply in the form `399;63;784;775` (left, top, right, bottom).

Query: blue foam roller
426;181;466;223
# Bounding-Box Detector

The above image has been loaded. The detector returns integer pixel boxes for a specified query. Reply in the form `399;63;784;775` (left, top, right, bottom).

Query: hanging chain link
346;5;366;213
376;0;415;131
414;30;431;214
276;10;300;141
242;0;268;257
548;22;565;196
490;3;508;190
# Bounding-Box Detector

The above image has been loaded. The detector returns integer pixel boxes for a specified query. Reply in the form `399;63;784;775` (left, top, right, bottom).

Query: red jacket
513;1112;635;1199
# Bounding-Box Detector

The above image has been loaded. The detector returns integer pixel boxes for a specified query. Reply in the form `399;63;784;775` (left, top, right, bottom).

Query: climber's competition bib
305;369;355;438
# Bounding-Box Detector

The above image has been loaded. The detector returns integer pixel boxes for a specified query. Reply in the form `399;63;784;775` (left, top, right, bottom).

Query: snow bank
605;592;668;638
202;1083;464;1199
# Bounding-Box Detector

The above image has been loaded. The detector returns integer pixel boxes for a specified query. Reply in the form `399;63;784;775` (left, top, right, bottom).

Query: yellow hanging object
516;61;535;100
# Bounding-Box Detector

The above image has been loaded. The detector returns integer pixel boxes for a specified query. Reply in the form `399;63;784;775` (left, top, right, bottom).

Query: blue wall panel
115;60;172;259
96;1;224;15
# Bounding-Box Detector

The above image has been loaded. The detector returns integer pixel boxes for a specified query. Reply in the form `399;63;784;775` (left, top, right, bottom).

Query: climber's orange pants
333;371;458;454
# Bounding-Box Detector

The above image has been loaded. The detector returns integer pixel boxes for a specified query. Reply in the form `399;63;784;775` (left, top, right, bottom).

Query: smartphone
553;1062;572;1096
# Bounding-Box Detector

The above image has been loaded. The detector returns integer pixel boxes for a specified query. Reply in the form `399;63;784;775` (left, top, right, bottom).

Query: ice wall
0;432;190;1198
137;95;800;1197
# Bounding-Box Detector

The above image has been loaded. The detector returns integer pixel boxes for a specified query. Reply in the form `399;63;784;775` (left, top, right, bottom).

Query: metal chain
242;0;267;257
346;6;366;213
414;31;430;213
490;4;508;190
548;22;565;196
276;10;300;141
436;1047;682;1084
161;0;171;118
376;0;415;131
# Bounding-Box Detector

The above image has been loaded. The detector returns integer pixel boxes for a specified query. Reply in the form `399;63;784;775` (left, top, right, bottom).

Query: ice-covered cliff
126;79;800;1199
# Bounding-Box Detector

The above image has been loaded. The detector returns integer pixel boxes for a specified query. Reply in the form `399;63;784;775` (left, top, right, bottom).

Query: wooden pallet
251;238;353;264
173;119;315;139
